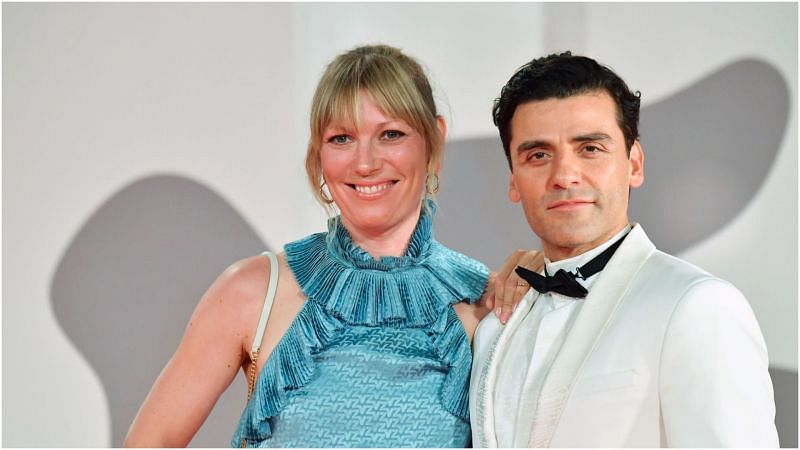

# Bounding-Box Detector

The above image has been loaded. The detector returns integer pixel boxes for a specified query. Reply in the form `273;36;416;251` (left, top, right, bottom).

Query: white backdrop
3;3;796;447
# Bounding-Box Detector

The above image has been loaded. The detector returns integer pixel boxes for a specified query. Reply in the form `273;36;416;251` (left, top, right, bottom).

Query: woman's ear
436;115;448;142
429;116;447;174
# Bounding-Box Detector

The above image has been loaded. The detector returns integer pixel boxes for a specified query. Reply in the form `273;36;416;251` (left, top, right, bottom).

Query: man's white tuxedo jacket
470;225;778;447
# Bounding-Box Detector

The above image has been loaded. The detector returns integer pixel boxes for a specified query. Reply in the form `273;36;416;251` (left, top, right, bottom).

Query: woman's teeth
354;182;393;194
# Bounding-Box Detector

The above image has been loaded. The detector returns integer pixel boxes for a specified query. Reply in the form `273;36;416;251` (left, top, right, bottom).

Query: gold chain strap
241;349;260;448
246;349;260;400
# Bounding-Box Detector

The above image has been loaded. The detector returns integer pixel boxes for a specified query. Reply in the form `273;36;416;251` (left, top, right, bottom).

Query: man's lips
547;199;594;210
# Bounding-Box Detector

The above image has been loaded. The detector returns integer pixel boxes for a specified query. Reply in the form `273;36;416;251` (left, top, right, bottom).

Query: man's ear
508;173;521;203
629;140;644;188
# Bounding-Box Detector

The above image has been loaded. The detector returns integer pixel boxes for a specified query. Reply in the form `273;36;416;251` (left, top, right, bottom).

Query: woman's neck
341;209;422;259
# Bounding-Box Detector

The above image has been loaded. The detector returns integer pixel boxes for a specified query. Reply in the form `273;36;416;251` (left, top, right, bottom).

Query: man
470;52;778;447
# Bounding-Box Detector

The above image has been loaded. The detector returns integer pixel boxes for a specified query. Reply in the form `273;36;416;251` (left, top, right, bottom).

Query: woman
125;44;511;448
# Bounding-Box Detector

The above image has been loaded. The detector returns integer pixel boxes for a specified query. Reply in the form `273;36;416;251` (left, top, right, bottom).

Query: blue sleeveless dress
231;206;488;447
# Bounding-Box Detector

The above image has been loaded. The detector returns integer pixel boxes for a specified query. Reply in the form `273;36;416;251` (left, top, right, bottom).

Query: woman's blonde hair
305;44;443;212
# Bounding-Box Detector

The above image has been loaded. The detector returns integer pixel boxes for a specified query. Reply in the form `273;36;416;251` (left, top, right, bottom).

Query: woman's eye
328;135;351;145
383;130;405;140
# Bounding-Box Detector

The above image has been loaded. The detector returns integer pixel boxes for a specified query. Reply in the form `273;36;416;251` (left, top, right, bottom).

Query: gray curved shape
50;174;270;447
434;58;789;264
631;58;790;253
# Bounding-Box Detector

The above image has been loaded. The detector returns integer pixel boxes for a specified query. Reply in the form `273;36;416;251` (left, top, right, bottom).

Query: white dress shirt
493;226;631;447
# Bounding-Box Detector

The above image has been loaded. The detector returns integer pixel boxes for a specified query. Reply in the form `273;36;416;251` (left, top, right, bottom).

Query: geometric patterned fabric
231;203;489;447
251;327;470;447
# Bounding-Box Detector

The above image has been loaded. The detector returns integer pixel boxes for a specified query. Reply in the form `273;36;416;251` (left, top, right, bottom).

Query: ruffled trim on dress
232;299;343;444
428;306;474;419
231;203;488;446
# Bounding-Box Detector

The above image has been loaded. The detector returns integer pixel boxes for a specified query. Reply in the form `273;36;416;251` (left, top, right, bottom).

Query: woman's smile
350;180;398;197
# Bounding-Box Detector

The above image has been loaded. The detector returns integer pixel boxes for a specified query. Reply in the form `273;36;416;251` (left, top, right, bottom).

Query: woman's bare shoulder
216;255;271;299
452;301;492;343
188;254;279;340
212;253;305;358
219;252;301;302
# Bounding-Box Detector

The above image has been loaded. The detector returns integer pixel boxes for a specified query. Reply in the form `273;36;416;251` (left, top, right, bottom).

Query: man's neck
543;224;632;264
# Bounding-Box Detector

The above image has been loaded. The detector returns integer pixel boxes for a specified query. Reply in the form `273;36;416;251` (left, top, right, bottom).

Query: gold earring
320;181;334;204
426;173;440;195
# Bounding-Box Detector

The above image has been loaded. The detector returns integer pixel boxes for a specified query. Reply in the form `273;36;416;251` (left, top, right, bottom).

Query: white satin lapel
474;288;540;448
528;225;656;447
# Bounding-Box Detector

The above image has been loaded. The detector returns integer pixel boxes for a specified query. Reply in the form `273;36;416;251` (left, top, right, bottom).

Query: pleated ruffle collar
325;202;434;271
284;202;488;326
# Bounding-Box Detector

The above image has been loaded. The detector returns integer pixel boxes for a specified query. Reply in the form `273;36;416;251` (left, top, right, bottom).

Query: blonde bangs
306;45;444;212
310;73;361;148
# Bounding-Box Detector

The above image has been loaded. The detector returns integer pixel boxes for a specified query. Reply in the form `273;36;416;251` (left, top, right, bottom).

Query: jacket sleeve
659;278;779;447
470;314;504;448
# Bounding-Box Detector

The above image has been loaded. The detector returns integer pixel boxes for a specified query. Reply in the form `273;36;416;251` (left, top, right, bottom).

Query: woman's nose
354;141;381;176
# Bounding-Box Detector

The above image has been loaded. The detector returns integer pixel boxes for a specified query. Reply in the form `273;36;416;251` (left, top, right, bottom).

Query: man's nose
549;152;581;189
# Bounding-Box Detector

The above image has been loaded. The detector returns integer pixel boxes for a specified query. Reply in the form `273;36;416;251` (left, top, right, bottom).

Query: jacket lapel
528;225;656;447
474;288;541;447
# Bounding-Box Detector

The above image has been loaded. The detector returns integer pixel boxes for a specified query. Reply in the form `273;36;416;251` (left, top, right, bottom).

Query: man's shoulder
475;313;503;343
473;313;504;360
618;227;743;309
633;246;750;316
619;225;715;287
628;226;713;283
646;248;713;280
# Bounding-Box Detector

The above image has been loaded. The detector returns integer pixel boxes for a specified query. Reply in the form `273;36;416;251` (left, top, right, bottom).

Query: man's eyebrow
572;133;614;143
516;139;549;152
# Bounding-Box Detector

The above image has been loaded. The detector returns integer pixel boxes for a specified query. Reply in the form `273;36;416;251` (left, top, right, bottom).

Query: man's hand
482;249;544;324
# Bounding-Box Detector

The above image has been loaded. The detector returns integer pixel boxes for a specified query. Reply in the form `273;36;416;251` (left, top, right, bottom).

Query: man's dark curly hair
492;51;641;170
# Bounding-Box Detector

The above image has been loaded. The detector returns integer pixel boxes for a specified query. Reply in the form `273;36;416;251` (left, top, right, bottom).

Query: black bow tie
515;231;629;299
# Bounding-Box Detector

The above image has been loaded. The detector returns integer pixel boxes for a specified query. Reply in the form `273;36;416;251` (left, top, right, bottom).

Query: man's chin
536;224;591;243
536;228;597;255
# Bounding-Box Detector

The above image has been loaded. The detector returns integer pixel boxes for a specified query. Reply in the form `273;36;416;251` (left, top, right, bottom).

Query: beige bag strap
246;251;279;400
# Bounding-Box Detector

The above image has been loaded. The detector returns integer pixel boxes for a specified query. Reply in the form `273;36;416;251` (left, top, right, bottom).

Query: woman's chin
341;207;421;235
345;213;396;232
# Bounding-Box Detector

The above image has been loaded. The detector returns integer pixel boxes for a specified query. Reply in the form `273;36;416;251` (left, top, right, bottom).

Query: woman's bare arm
124;256;271;447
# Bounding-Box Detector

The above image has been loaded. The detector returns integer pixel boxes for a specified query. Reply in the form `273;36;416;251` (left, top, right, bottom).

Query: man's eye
329;135;351;144
383;130;405;140
529;151;547;160
583;145;600;153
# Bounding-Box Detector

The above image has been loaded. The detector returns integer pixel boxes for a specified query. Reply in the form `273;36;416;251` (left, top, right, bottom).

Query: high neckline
283;199;487;327
326;201;435;271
